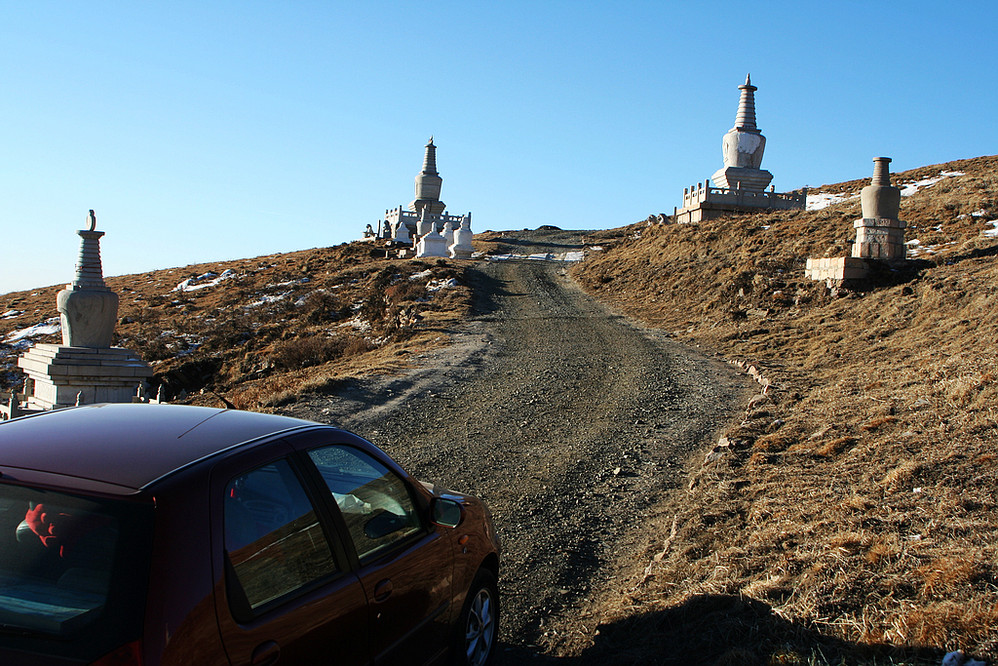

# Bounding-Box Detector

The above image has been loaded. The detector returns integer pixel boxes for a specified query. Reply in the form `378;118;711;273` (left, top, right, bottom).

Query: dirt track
283;229;749;661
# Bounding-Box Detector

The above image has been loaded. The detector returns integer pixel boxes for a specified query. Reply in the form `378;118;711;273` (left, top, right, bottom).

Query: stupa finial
87;209;96;231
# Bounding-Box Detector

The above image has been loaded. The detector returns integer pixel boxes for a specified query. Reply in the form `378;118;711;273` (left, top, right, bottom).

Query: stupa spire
421;136;438;175
410;136;445;215
735;73;759;132
71;210;110;291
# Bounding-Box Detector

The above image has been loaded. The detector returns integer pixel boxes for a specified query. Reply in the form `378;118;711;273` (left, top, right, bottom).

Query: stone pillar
56;210;119;348
852;157;906;263
410;137;446;215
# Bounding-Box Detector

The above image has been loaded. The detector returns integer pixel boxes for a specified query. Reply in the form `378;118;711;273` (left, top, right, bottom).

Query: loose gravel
281;229;749;661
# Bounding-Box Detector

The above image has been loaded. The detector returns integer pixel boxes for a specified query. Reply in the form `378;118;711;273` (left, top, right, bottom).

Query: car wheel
455;569;498;666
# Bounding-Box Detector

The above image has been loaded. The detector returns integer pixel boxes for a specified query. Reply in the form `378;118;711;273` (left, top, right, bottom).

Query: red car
0;403;500;665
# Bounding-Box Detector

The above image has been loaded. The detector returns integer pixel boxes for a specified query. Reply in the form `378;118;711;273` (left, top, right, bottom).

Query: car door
210;441;371;665
295;435;455;666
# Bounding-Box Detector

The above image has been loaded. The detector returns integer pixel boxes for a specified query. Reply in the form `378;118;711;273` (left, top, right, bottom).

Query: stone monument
415;221;449;258
805;157;907;285
853;157;906;261
379;138;474;250
16;212;152;410
450;213;474;259
410;136;446;216
674;75;805;223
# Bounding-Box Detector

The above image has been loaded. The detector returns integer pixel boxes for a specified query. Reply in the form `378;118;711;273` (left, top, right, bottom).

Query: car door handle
373;578;393;602
251;640;280;666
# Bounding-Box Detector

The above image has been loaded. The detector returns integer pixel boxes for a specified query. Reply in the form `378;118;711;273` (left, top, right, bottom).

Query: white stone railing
681;180;807;210
383;206;468;237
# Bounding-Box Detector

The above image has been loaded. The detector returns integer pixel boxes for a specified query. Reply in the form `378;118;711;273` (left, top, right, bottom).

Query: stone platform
17;344;152;410
804;257;872;285
674;180;806;223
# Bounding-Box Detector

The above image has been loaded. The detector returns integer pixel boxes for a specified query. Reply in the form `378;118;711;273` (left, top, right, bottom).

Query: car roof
0;403;321;494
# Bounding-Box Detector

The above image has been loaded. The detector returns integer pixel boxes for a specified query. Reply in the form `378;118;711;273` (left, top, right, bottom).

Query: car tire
454;568;499;666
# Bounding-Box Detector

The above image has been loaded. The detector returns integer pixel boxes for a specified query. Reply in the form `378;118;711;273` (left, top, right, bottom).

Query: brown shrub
269;335;347;370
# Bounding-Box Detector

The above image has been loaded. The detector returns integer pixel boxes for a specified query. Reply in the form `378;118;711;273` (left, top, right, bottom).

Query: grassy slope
568;155;998;662
0;242;474;409
3;156;997;662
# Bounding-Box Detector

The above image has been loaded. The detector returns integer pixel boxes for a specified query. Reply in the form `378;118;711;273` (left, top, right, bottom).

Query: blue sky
2;1;995;294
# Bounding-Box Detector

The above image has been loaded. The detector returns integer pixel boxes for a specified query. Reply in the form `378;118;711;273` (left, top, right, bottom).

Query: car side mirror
431;498;463;528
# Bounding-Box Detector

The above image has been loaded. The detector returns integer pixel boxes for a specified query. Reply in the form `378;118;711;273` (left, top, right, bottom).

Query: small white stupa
450;213;474;259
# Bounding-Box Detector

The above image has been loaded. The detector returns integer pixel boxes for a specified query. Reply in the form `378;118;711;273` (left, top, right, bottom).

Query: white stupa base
17;343;153;410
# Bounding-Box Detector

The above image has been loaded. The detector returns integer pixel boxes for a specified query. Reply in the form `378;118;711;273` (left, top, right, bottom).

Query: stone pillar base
805;257;872;285
852;218;907;262
17;344;153;410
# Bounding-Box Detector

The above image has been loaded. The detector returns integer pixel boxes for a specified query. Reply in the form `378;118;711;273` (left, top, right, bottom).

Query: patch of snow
426;278;458;292
971;209;988;218
983;221;998;238
410;269;434;281
245;292;289;308
906;239;921;246
345;317;371;333
899;170;965;197
589;246;603;252
487;252;586;262
1;310;22;319
171;269;237;292
806;191;859;211
6;318;61;343
268;277;310;288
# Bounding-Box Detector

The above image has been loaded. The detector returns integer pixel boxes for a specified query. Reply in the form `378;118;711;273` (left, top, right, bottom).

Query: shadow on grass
496;595;944;666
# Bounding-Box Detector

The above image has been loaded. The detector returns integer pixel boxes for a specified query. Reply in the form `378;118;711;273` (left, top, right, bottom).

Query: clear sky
2;1;996;294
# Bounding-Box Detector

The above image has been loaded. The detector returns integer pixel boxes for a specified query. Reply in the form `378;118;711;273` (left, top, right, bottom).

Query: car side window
224;458;337;613
307;446;422;562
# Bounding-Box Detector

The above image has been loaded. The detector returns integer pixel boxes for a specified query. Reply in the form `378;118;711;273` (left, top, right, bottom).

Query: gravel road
282;229;748;661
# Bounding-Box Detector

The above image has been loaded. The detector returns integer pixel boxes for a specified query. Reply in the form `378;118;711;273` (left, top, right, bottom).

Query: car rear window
0;483;152;644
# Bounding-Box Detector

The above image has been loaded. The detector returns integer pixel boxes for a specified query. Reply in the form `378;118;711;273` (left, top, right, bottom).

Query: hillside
566;155;998;662
2;155;997;663
1;242;475;407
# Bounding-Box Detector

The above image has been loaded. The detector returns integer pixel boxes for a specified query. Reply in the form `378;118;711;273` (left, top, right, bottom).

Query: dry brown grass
0;242;476;411
569;155;998;662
